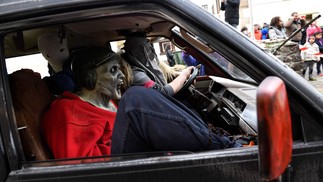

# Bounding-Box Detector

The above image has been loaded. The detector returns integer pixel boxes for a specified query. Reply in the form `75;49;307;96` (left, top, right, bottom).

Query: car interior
3;10;276;166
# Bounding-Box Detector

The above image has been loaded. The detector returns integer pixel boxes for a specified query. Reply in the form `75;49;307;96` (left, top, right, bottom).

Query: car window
6;53;49;78
171;27;255;82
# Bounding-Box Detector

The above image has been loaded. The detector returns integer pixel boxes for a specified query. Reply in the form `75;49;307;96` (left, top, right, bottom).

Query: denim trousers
111;86;241;154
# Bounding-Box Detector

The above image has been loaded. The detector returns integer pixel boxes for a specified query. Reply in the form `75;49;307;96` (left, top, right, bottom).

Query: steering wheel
176;66;199;96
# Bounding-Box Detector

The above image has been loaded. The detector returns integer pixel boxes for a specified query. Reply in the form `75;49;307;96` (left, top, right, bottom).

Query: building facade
192;0;323;36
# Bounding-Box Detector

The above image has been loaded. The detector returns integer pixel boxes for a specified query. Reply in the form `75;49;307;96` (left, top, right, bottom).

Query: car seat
9;69;54;160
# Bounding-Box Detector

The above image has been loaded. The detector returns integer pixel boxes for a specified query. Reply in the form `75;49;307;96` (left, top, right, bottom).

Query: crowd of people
239;12;323;80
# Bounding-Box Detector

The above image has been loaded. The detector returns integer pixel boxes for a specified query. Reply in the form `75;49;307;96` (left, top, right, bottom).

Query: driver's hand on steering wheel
180;66;194;80
168;66;195;94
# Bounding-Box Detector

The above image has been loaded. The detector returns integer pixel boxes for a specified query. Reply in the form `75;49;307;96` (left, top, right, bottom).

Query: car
1;0;323;181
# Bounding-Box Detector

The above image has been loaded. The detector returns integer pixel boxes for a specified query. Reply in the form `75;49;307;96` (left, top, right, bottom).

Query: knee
120;86;156;105
123;86;153;98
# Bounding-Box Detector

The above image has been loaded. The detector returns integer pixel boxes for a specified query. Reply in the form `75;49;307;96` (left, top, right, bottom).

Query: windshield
208;51;255;82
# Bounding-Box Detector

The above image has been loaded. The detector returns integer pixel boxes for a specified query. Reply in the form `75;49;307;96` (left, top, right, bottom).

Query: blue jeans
111;86;241;154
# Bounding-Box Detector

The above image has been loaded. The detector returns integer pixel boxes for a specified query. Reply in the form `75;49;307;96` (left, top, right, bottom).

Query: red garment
42;92;116;159
254;30;262;40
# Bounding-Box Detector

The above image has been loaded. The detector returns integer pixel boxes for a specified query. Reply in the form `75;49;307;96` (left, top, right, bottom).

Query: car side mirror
257;76;293;181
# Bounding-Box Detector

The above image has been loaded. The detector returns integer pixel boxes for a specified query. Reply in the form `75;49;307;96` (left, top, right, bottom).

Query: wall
250;0;323;27
191;0;323;33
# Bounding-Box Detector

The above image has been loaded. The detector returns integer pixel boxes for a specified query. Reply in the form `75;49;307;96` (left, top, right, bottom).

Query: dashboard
206;76;258;135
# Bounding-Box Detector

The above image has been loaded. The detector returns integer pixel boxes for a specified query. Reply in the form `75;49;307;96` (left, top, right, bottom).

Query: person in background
165;45;176;67
253;24;262;40
182;51;206;76
306;20;321;42
314;31;323;76
261;23;269;40
220;0;240;28
240;26;250;37
268;16;287;39
284;12;302;43
300;35;320;81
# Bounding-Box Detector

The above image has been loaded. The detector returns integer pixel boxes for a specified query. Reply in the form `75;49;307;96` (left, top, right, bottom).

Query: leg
308;61;315;80
302;62;307;77
316;60;321;75
111;86;240;154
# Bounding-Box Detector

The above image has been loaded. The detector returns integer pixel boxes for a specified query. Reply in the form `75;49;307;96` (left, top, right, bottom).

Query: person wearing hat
42;47;125;159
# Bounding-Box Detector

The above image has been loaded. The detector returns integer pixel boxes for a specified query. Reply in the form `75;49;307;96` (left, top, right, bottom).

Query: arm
132;69;175;96
284;18;294;28
168;66;194;94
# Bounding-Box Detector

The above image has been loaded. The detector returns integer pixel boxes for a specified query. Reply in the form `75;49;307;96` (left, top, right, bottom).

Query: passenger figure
42;48;125;159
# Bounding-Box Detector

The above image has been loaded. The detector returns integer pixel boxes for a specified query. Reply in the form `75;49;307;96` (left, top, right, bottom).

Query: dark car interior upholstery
9;69;54;160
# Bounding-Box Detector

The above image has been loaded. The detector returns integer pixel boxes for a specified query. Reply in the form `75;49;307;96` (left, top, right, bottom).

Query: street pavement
307;74;323;94
300;63;323;94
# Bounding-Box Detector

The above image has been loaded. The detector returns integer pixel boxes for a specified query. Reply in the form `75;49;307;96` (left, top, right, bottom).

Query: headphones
83;68;97;90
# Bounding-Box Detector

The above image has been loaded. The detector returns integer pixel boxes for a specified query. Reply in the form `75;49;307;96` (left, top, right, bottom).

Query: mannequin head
38;32;70;73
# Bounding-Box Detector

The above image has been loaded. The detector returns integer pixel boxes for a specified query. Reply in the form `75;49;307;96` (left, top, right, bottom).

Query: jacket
268;26;287;39
220;0;240;26
284;18;302;42
42;91;116;159
300;42;320;61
